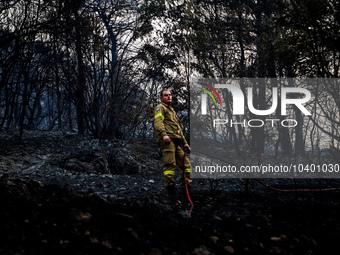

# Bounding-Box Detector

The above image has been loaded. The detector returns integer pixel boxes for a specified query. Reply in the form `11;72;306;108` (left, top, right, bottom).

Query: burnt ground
1;131;340;255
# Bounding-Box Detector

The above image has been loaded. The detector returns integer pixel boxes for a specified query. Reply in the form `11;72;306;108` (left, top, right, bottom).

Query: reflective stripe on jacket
154;102;188;144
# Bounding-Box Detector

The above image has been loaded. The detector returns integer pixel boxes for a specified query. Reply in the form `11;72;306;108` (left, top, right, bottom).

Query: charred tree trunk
72;5;86;135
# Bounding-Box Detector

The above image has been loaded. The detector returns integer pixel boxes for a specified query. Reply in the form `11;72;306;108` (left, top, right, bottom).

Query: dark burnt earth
1;131;340;255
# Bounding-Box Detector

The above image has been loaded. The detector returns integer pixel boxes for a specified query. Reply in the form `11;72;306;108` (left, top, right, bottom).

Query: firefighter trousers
157;138;192;187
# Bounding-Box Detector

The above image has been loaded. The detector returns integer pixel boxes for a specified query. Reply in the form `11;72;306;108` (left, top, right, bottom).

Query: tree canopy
0;0;339;156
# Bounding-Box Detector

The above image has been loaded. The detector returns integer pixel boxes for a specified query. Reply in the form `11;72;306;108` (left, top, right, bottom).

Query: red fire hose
256;179;340;192
183;148;194;216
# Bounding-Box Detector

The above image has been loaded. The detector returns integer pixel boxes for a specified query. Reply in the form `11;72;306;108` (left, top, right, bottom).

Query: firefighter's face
161;90;172;104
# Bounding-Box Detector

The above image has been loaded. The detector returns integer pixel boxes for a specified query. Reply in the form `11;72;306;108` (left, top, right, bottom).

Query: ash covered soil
1;131;340;255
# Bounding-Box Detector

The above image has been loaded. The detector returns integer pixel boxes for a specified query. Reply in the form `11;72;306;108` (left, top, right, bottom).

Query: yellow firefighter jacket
154;102;188;144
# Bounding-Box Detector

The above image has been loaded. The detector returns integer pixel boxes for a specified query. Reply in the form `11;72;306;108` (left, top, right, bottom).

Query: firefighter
154;89;192;195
